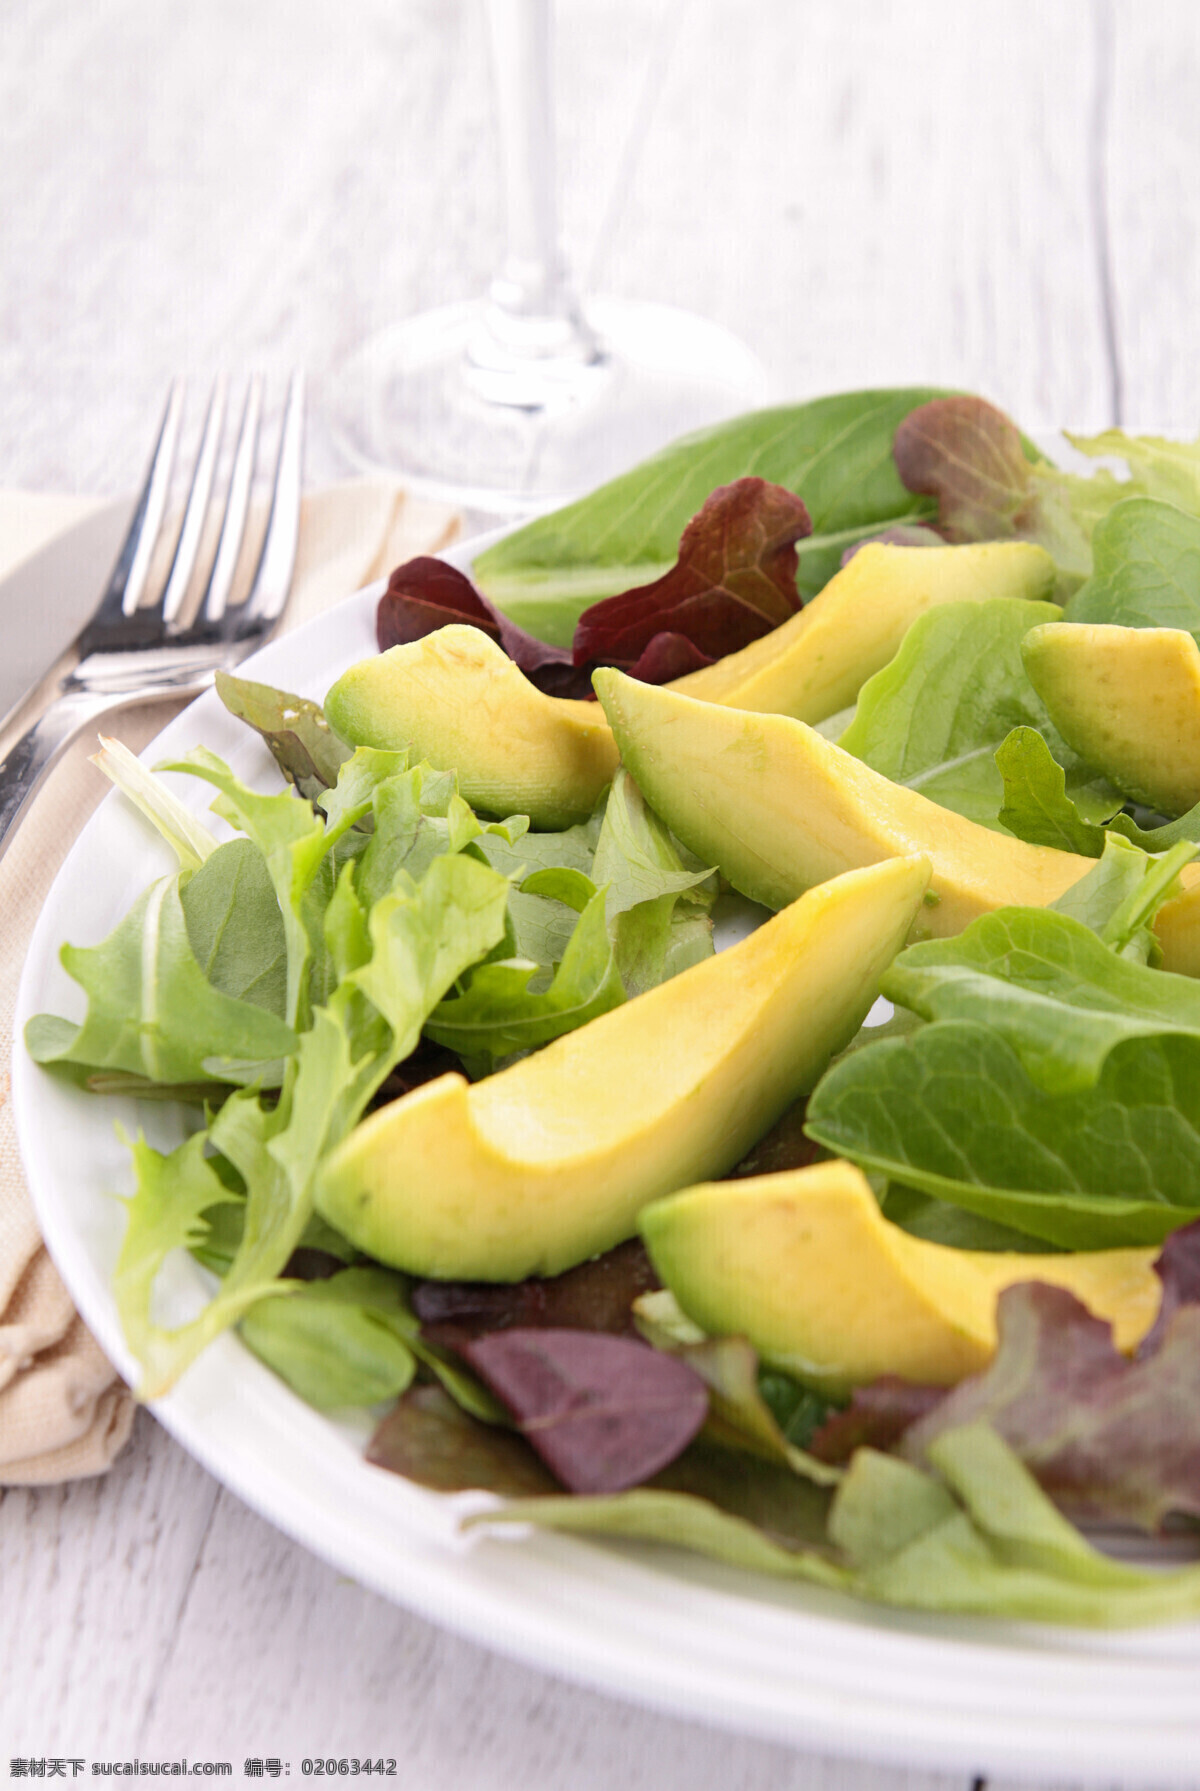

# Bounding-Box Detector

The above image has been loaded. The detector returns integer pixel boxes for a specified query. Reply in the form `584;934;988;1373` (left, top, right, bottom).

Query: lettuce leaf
838;598;1113;829
881;905;1200;1093
899;1278;1200;1532
1065;497;1200;637
26;874;296;1086
805;1020;1200;1249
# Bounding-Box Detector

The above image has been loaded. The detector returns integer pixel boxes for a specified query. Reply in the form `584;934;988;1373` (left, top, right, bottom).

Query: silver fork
0;372;305;860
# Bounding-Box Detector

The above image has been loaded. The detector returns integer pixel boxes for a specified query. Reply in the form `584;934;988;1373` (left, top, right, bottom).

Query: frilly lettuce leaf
25;873;296;1086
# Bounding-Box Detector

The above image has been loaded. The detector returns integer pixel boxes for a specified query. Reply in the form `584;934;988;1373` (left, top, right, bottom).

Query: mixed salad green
27;388;1200;1629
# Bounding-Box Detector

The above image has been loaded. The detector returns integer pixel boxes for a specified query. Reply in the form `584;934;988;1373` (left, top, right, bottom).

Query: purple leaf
367;1383;557;1496
1140;1217;1200;1355
413;1239;660;1346
571;479;812;673
893;396;1038;541
461;1327;709;1494
807;1379;945;1465
900;1280;1200;1532
376;557;587;698
722;1096;823;1181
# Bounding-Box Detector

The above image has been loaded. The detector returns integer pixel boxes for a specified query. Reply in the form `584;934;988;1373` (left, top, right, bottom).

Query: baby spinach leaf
804;1020;1200;1249
838;598;1105;829
473;389;946;645
239;1267;419;1410
1065;497;1200;637
882;907;1200;1093
180;837;288;1016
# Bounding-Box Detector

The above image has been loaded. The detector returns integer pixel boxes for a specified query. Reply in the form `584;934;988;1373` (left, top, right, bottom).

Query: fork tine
193;375;263;628
239;369;306;630
102;380;185;620
158;375;228;626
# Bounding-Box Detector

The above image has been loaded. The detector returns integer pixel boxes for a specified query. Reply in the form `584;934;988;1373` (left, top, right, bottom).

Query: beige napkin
0;479;460;1483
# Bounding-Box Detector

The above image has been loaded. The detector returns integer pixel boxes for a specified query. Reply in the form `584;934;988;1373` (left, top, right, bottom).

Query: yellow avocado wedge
639;1161;1161;1396
594;666;1096;939
325;625;619;829
1023;621;1200;816
671;539;1057;718
315;857;931;1282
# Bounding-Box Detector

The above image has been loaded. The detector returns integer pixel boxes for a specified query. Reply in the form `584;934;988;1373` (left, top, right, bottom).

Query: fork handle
0;688;122;863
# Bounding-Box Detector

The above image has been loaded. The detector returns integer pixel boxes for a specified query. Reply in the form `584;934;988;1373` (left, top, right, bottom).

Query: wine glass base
326;298;771;514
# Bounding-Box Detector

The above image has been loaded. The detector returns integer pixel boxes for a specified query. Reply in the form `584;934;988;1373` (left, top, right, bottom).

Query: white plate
14;540;1200;1787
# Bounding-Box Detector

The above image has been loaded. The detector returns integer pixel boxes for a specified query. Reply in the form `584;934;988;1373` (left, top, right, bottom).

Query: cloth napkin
0;480;460;1484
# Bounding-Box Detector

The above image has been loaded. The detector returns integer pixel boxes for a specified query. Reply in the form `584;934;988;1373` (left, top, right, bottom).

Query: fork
0;372;305;861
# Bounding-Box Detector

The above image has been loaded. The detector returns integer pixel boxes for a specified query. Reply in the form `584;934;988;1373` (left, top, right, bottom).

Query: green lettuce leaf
837;599;1113;830
882;906;1200;1093
997;728;1200;857
1065;497;1200;638
425;877;625;1070
805;1019;1200;1248
239;1266;419;1410
25;874;296;1085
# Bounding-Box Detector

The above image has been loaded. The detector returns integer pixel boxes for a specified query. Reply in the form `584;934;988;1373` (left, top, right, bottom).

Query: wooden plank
605;0;1113;429
1106;0;1200;427
0;1413;219;1754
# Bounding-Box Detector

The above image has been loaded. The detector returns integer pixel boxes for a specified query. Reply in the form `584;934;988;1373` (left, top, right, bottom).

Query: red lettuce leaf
413;1238;660;1346
807;1379;944;1466
1139;1218;1200;1355
900;1276;1200;1532
376;557;588;698
892;396;1092;580
460;1327;708;1493
893;397;1037;541
571;478;812;673
366;1382;558;1496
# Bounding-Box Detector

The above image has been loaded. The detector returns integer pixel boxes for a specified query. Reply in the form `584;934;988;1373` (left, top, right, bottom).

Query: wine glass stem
480;0;598;363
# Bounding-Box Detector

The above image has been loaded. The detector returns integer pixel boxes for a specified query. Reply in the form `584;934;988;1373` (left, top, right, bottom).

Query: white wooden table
1;1;1197;1782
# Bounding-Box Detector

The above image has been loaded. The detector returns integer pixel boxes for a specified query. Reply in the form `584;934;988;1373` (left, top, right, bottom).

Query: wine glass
330;0;770;513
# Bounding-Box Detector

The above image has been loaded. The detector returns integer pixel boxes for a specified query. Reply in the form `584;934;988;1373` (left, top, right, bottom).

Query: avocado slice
593;667;1095;940
315;857;930;1281
325;625;619;829
672;539;1057;719
640;1162;1160;1395
1023;621;1200;816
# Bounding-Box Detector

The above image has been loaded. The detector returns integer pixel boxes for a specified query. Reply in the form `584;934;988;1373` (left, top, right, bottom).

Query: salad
25;387;1200;1630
